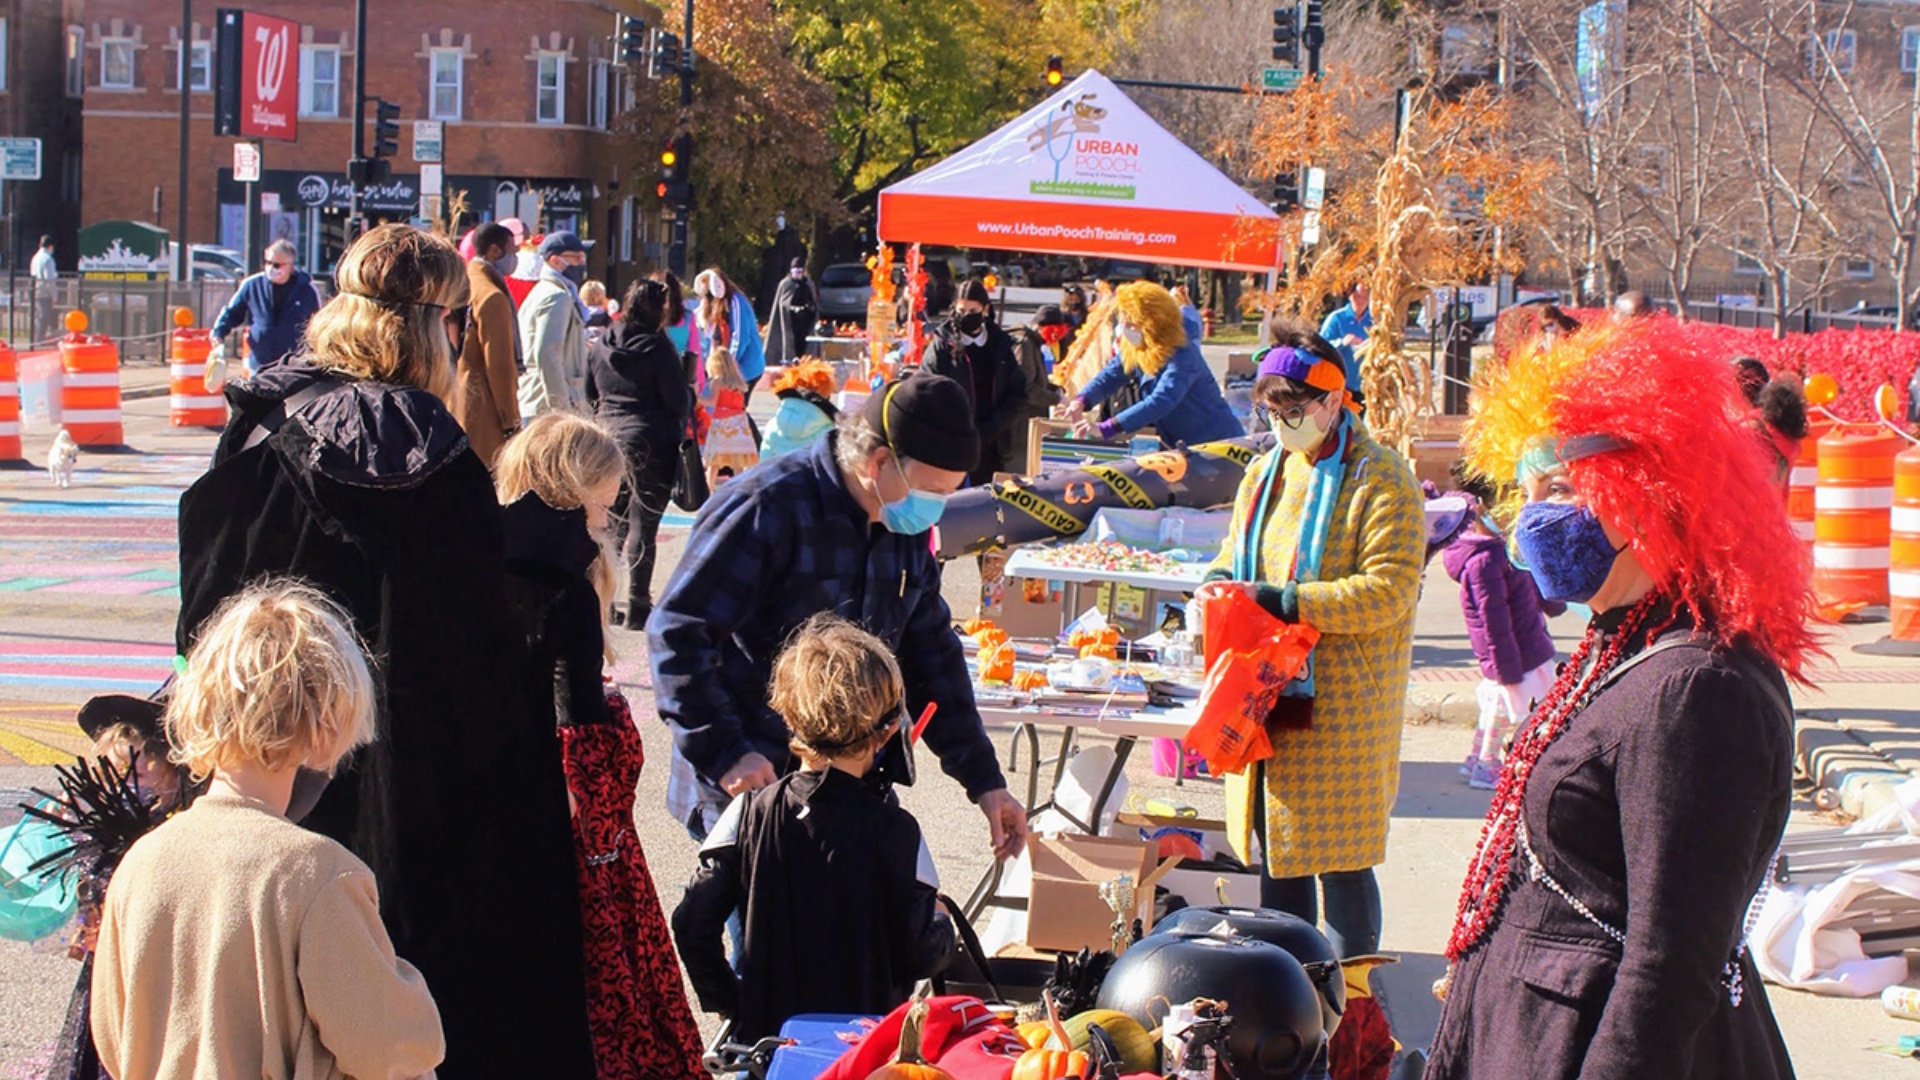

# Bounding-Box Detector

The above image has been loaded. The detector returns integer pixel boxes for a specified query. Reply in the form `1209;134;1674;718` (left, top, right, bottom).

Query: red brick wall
79;0;657;270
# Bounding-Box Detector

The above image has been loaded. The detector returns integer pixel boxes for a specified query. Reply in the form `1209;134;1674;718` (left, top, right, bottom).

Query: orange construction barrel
0;341;20;464
1788;418;1832;552
57;311;123;447
1814;426;1901;619
168;312;224;427
1893;446;1920;640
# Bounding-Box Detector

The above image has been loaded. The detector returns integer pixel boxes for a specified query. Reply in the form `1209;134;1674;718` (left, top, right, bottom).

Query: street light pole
669;0;693;277
348;0;369;234
176;0;191;279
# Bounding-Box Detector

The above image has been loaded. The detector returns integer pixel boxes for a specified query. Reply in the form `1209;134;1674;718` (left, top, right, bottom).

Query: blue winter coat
1076;308;1243;447
211;269;321;371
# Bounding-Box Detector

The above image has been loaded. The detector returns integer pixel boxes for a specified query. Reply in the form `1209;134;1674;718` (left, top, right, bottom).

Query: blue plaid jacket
648;433;1005;814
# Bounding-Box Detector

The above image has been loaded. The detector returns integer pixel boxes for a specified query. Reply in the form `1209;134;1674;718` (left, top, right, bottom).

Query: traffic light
620;16;647;65
1272;5;1300;66
356;98;399;183
656;132;691;204
657;134;676;200
650;30;682;80
1302;0;1325;74
1044;55;1064;87
1272;170;1299;213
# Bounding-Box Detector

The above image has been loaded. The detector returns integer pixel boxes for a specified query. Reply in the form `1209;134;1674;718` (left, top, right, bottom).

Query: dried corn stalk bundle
1361;142;1451;456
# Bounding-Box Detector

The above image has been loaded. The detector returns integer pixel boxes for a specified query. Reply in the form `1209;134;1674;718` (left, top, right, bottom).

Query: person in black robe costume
766;257;818;365
173;224;594;1079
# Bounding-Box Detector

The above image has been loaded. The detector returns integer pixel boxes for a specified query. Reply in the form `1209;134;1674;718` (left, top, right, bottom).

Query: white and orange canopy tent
877;70;1281;273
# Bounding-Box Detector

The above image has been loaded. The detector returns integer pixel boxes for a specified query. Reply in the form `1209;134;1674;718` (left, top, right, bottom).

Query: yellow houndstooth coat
1209;425;1424;879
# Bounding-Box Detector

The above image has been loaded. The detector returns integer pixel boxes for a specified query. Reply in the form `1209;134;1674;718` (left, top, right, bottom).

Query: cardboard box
1160;865;1263;909
1026;833;1180;953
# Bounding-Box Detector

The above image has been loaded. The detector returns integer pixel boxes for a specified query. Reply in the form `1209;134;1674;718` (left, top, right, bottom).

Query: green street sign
1263;66;1304;92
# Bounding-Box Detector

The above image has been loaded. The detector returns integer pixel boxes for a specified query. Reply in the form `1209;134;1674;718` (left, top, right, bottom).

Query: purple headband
1255;346;1346;393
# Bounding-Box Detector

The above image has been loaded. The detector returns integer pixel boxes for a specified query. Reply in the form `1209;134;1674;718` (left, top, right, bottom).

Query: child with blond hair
673;615;954;1041
700;345;760;485
89;581;443;1080
495;412;706;1079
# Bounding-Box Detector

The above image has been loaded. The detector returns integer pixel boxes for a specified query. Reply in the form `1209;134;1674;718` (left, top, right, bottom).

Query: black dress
921;321;1028;485
586;320;689;620
176;363;595;1079
1426;607;1797;1080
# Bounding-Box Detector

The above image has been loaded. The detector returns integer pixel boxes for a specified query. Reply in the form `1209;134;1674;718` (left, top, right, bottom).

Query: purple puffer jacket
1442;531;1562;684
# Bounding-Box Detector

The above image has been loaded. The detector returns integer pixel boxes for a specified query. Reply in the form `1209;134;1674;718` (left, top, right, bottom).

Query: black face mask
956;310;986;336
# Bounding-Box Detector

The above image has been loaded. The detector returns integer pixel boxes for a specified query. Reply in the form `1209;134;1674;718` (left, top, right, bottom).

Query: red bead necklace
1442;593;1663;966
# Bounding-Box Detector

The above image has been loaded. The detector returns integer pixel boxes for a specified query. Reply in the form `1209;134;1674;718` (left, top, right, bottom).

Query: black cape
176;363;594;1078
672;768;954;1041
767;275;819;365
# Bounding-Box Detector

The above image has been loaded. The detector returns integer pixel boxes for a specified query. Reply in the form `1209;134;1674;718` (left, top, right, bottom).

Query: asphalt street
3;363;1920;1078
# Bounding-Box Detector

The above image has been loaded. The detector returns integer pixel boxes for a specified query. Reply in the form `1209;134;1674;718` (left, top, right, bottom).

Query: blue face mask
879;455;948;535
1513;501;1623;604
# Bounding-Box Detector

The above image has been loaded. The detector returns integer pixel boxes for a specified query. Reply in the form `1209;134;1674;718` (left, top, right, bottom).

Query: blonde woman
1062;280;1242;448
701;345;760;487
495;414;706;1079
174;223;594;1077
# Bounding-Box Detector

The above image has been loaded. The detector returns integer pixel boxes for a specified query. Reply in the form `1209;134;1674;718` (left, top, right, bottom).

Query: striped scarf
1233;415;1351;699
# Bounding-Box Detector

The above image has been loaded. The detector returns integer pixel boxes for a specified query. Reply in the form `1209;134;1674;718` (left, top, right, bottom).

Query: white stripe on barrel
1815;545;1893;570
1816;486;1896;511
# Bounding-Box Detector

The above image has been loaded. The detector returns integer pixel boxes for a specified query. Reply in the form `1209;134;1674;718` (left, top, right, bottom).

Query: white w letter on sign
254;25;287;102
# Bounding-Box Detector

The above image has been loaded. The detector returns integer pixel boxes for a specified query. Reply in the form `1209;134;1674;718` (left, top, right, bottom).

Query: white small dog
46;429;78;488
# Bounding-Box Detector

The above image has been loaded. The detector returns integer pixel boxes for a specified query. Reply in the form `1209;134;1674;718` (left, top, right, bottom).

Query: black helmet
1152;906;1345;1039
1095;932;1324;1079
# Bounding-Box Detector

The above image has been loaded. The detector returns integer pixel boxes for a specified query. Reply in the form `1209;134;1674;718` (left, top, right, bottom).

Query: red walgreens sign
214;9;298;142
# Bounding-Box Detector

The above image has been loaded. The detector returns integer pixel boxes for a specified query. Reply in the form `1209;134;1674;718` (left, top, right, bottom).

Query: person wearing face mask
209;239;322;376
648;373;1031;865
1062;281;1242;449
1010;304;1069;473
443;222;526;469
1427;324;1810;1080
922;279;1027;484
518;230;594;418
1192;324;1424;960
692;267;767;405
766;257;820;365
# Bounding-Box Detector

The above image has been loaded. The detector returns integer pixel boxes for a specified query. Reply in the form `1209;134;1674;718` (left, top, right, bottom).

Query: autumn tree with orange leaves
1249;70;1551;451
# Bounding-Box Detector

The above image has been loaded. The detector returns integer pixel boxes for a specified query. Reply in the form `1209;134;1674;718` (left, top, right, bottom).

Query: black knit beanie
861;374;980;473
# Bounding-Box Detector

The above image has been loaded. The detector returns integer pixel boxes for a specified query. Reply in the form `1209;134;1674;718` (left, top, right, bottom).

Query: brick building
76;0;662;283
0;0;85;270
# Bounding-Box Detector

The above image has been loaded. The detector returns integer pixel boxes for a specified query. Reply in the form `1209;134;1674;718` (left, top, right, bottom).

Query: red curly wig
1469;323;1823;681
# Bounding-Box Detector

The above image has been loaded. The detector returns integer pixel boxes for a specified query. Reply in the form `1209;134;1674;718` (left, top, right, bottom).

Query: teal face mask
879;454;948;535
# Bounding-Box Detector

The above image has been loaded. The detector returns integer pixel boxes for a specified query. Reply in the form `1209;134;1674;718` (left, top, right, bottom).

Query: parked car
817;262;873;321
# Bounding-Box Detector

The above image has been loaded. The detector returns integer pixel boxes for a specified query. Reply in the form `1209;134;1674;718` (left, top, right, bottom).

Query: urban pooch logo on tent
1027;93;1136;201
214;9;300;143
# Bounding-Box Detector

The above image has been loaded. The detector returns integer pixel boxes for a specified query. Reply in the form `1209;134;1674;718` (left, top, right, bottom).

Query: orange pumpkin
1067;627;1120;650
961;617;997;637
1012;992;1090;1080
1077;643;1116;660
866;993;956;1079
973;626;1011;649
1013;670;1049;692
981;642;1016;682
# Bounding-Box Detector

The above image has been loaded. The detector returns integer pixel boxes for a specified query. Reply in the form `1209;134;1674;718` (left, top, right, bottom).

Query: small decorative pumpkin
1016;1019;1053;1049
1056;1009;1156;1073
1069;627;1121;650
1013;991;1090;1080
866;991;956;1080
973;626;1011;650
981;641;1016;683
1077;643;1116;660
962;617;997;637
1013;669;1050;692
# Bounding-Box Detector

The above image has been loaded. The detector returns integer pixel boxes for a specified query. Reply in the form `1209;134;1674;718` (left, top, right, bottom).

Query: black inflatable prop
1095;932;1325;1080
933;433;1277;560
1152;905;1346;1038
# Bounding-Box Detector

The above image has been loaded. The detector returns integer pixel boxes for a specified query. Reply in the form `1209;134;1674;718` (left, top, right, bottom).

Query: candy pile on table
1022;540;1186;577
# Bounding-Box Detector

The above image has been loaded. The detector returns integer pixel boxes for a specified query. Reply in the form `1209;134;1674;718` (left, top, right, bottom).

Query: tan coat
1210;425;1424;878
449;258;521;468
92;791;444;1080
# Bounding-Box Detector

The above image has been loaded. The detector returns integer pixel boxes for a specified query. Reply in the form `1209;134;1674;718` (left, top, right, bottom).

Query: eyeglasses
1257;393;1330;430
266;261;292;271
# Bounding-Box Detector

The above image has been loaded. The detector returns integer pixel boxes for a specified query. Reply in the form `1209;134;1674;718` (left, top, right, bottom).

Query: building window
183;40;211;92
1904;27;1920;73
1636;144;1668;196
0;21;9;91
1734;238;1763;276
430;48;462;121
101;38;136;90
65;27;83;97
537;53;565;125
1815;29;1857;76
301;46;340;118
1846;255;1875;279
589;59;610;130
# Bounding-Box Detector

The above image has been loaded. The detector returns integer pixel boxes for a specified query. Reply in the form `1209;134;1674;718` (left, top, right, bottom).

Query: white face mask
1119;324;1143;347
1278;403;1334;454
708;278;727;301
